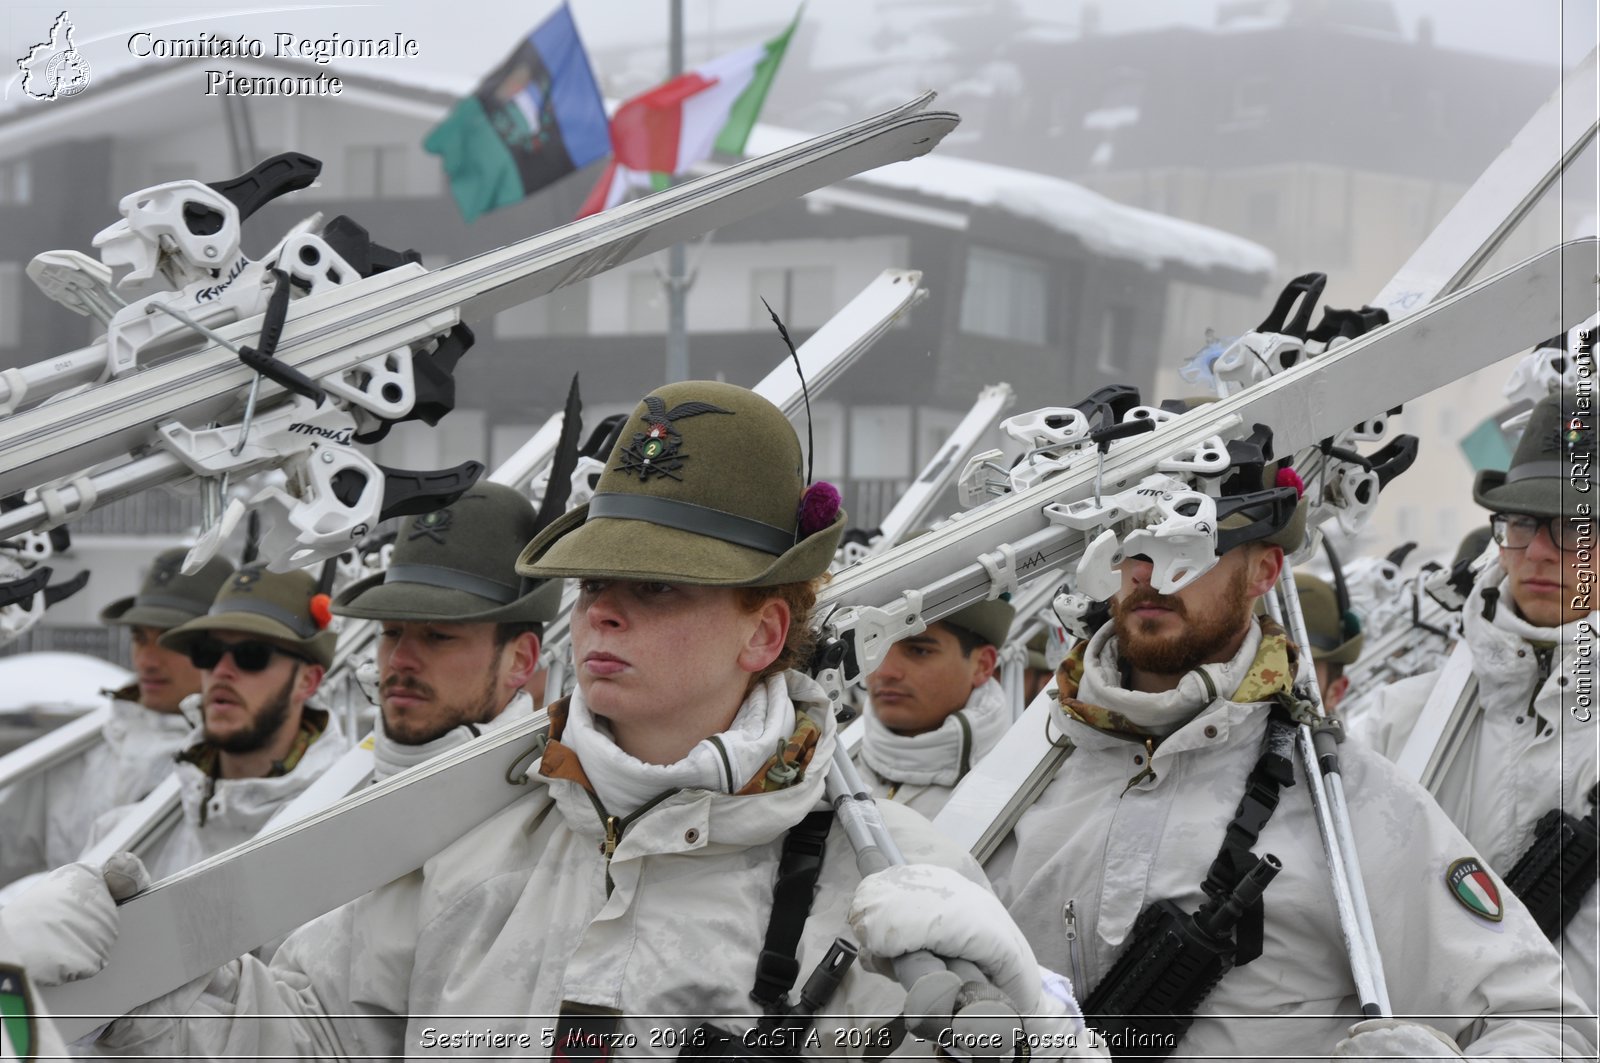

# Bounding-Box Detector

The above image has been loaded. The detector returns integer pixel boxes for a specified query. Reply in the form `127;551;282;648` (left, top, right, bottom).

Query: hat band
210;597;315;640
384;563;520;605
1505;460;1579;484
1306;630;1342;652
133;592;209;616
588;493;795;556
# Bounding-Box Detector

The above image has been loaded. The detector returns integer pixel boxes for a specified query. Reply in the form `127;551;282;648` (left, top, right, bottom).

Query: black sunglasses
187;637;305;673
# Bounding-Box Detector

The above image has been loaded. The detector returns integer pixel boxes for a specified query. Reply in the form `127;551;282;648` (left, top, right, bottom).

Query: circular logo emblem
45;50;91;98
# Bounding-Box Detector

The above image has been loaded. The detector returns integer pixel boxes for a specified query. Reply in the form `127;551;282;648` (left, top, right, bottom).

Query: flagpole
665;0;691;383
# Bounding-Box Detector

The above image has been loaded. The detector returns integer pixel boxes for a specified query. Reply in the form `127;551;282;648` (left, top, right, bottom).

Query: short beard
1112;564;1256;677
381;661;503;746
205;670;297;754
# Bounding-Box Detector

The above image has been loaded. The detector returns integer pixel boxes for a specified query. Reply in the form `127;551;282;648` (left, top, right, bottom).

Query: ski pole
1262;580;1391;1017
824;743;1027;1056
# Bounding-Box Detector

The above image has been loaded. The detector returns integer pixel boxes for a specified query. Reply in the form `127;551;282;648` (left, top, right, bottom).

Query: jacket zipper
587;789;682;897
1062;899;1087;991
1121;738;1157;795
1527;646;1554;736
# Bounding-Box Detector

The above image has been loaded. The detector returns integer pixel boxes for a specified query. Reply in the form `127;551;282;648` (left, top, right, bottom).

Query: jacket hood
371;691;536;782
173;707;351;834
539;670;837;851
860;676;1010;788
1053;617;1298;745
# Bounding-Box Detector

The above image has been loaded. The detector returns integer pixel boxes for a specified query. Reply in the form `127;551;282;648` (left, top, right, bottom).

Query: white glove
0;852;149;987
1332;1018;1464;1059
849;862;1043;1011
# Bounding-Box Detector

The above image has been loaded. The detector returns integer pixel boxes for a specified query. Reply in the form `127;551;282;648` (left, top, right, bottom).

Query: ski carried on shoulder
36;266;933;1033
42;712;551;1039
916;241;1594;851
0;96;956;539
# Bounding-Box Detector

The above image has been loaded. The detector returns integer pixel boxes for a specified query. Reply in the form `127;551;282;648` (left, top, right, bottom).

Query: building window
0;160;32;204
0;263;20;347
848;405;912;480
749;266;834;329
345;145;408;197
1096;305;1133;375
627;273;667;333
959;247;1048;345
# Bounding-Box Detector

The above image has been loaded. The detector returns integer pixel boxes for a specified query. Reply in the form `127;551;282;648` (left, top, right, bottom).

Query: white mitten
1332;1018;1464;1059
0;852;149;986
849;863;1041;1011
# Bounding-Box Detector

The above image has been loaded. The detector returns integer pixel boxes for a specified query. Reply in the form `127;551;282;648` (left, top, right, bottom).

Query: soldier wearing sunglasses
83;565;351;883
1363;390;1599;1013
0;549;233;889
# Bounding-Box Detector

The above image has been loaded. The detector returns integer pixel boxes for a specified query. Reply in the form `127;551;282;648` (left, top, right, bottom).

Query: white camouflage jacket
89;704;350;881
0;688;191;888
853;678;1010;817
1357;560;1600;1014
987;617;1592;1059
96;672;1098;1060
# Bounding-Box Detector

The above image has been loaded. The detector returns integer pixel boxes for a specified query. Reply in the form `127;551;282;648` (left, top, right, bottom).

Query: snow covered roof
745;123;1276;277
0;652;130;712
0;57;1270;277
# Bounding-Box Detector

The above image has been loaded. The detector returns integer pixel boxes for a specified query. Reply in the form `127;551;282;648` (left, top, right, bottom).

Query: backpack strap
1197;706;1297;967
749;810;835;1014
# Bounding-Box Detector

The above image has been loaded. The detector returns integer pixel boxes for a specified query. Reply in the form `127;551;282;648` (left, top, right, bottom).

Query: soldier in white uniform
1357;391;1599;1016
93;564;350;880
853;599;1014;817
985;459;1592;1058
331;482;561;781
0;548;232;887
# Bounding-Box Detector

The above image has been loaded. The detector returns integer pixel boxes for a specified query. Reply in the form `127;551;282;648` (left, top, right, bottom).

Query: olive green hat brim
516;503;845;587
160;613;337;669
333;570;562;624
941;599;1016;649
99;596;198;631
1472;470;1581;519
1220;496;1307;552
1311;633;1364;666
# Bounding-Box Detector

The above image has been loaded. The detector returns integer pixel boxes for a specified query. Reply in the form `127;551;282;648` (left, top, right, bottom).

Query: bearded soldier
332;482;560;781
0;548;232;887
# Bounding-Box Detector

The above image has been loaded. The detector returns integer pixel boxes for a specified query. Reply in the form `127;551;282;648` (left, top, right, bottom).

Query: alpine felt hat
160;564;337;668
1474;390;1593;519
334;483;561;624
1293;571;1363;665
516;380;845;587
941;599;1016;650
100;548;235;631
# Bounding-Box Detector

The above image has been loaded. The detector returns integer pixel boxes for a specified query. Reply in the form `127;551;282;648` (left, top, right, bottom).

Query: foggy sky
4;0;1593;109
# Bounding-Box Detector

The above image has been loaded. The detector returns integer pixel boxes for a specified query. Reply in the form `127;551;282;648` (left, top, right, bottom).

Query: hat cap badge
618;396;732;482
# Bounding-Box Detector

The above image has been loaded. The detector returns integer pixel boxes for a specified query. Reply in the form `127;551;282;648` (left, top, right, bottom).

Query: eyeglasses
1489;513;1586;552
186;637;304;673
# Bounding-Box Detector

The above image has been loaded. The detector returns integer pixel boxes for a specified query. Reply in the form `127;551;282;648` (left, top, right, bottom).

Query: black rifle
1504;785;1599;940
1083;854;1282;1058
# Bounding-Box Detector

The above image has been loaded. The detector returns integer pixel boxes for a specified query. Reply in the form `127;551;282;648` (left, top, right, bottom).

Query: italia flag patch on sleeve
0;965;34;1063
1445;857;1504;922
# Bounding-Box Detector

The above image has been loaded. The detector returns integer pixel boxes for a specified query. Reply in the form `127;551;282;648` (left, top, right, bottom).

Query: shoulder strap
749;810;834;1014
1197;706;1297;967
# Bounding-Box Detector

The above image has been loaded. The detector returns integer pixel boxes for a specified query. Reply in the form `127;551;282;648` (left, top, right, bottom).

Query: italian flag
577;11;799;219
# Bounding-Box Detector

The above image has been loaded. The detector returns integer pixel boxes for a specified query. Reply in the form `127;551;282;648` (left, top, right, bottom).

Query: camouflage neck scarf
1056;619;1298;743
